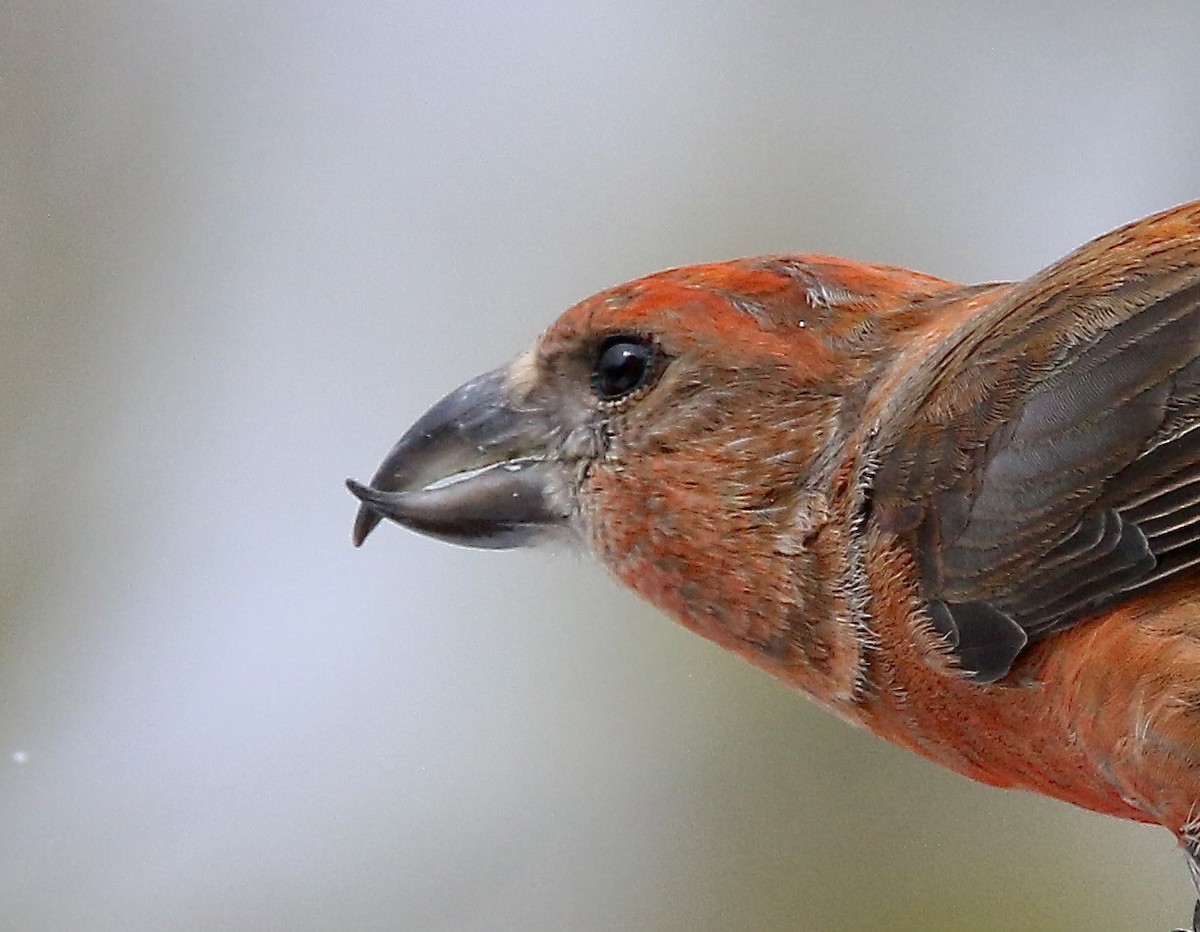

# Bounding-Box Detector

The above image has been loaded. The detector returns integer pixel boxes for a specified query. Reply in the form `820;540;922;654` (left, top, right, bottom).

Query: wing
871;202;1200;682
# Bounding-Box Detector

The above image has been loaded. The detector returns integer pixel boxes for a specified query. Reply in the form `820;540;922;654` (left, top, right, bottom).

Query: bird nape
349;200;1200;931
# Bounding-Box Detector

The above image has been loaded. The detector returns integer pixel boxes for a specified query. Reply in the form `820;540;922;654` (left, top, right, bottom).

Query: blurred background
3;2;1200;929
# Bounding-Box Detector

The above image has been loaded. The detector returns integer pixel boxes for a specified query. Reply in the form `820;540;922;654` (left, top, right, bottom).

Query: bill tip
347;479;382;546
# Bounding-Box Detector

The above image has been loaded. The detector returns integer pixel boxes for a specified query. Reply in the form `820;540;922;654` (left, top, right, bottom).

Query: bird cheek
575;465;652;568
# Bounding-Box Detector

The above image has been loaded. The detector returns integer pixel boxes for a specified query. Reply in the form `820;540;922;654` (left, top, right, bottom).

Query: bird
348;200;1200;929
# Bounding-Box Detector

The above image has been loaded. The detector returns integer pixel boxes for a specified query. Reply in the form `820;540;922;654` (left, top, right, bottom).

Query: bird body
350;201;1200;917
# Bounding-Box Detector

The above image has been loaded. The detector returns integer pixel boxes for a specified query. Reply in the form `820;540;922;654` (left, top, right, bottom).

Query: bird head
348;257;961;653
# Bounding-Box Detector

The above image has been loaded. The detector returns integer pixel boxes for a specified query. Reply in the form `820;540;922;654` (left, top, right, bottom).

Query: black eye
591;336;656;401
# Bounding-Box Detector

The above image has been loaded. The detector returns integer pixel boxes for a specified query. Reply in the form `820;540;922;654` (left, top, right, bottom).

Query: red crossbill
349;201;1200;929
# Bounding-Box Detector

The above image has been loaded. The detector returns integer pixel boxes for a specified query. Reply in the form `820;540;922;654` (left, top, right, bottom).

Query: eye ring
590;335;658;402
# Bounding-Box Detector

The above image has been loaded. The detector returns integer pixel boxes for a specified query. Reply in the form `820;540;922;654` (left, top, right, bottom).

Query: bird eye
591;336;656;401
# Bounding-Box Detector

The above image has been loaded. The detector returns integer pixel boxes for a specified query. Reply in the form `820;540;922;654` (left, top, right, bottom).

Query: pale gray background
4;2;1200;930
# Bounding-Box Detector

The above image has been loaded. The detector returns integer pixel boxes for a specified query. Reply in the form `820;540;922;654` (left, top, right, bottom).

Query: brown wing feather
871;202;1200;682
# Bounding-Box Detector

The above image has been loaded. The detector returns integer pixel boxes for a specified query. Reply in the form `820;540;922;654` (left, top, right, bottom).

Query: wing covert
871;203;1200;682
